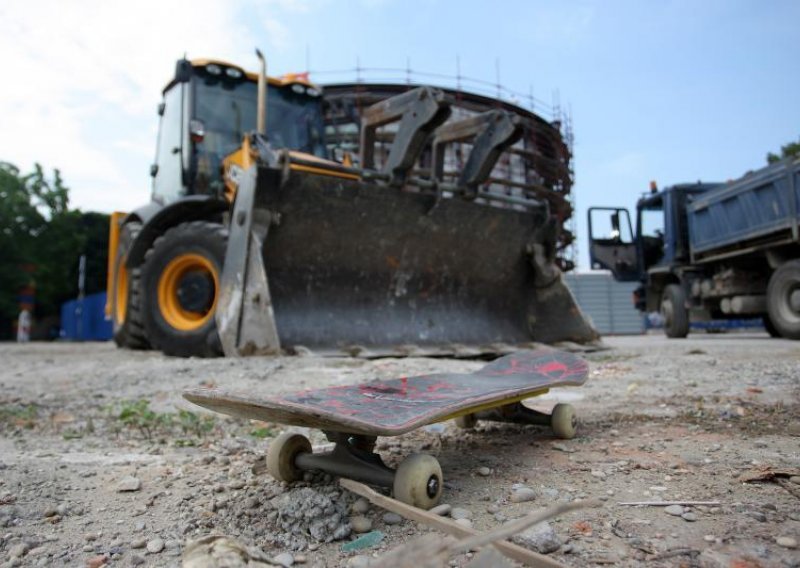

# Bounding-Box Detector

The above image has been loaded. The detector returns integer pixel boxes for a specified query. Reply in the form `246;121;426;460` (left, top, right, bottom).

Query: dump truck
588;156;800;338
107;52;598;357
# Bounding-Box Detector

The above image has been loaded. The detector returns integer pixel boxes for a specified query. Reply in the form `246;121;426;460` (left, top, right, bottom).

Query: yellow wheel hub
114;258;129;325
157;253;219;331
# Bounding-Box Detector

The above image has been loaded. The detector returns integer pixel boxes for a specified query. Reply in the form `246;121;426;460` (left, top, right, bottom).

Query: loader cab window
190;69;326;194
152;83;188;204
638;199;666;268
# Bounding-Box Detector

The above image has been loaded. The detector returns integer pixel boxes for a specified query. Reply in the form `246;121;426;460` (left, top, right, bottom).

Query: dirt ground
0;333;799;567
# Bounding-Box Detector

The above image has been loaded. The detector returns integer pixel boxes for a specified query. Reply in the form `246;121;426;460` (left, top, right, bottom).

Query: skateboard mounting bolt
426;475;440;499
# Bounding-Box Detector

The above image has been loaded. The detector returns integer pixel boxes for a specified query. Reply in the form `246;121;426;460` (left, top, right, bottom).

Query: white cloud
0;0;259;212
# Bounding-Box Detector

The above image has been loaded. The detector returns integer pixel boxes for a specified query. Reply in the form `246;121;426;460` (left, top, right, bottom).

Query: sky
2;0;799;270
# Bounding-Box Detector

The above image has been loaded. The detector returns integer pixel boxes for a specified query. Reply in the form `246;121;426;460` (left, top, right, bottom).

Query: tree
767;137;800;164
0;162;109;339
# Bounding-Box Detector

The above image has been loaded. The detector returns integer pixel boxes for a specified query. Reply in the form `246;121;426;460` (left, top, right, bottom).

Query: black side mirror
150;164;158;177
174;59;193;83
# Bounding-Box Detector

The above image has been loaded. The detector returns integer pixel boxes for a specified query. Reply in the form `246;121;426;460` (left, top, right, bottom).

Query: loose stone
382;512;402;525
351;498;369;514
512;522;561;554
776;536;797;549
350;516;372;534
273;552;294;567
510;488;536;503
117;476;142;492
146;538;165;554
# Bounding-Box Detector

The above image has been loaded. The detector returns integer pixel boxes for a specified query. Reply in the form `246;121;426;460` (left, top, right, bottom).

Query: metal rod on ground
339;478;575;568
617;501;721;507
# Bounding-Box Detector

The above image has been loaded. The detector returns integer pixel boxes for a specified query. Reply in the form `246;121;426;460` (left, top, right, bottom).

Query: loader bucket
217;163;598;357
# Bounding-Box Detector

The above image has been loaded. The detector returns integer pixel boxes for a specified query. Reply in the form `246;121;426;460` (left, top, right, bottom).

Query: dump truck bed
688;159;800;262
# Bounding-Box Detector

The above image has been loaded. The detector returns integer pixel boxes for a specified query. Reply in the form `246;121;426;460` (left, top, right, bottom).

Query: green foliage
0;161;109;338
177;409;217;438
112;400;217;443
62;429;84;440
117;399;173;440
249;426;274;439
0;403;39;429
767;137;800;164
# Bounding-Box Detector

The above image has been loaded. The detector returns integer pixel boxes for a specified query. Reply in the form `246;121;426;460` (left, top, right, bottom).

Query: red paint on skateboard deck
183;349;588;436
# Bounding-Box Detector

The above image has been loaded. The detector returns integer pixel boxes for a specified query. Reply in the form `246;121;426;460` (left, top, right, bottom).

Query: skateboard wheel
454;413;477;429
393;453;443;509
550;403;577;440
267;432;312;483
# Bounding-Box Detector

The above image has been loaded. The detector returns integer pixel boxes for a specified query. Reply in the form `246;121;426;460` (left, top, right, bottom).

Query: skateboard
184;349;588;509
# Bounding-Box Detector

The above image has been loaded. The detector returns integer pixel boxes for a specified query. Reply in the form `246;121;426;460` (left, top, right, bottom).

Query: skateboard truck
296;433;394;488
455;402;577;440
267;431;444;509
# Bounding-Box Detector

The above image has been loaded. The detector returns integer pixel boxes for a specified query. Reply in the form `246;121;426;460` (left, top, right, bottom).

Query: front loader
107;52;598;358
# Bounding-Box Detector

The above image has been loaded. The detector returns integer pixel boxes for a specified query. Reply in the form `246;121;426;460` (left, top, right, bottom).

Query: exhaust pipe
255;48;267;135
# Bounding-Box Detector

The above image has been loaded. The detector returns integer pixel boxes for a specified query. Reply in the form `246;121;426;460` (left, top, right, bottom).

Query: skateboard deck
184;349;588;436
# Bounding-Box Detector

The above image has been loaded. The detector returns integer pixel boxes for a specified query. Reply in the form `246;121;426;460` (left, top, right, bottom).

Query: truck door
588;207;639;281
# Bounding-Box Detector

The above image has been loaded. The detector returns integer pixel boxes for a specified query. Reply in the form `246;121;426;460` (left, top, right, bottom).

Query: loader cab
151;59;326;205
589;183;721;281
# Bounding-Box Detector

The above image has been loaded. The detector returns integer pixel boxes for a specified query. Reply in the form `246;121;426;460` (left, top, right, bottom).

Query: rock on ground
511;521;561;554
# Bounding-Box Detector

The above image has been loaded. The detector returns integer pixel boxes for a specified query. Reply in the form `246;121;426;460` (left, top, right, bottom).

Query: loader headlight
291;84;305;94
206;64;222;76
306;87;321;97
225;67;243;79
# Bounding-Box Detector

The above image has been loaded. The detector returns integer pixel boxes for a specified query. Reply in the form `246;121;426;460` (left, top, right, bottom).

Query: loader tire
661;284;689;339
112;222;150;350
140;221;227;357
766;260;800;340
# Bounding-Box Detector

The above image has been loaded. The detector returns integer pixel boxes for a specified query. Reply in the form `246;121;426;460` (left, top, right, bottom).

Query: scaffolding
316;65;577;271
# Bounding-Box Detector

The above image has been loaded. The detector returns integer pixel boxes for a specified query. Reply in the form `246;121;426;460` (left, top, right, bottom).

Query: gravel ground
0;333;799;567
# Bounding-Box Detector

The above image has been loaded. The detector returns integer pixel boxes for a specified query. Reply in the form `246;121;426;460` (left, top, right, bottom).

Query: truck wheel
766;260;800;339
661;284;689;338
112;222;149;350
140;221;227;357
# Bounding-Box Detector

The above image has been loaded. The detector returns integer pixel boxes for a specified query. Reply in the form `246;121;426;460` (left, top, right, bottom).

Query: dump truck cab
151;58;326;205
589;184;718;285
589;182;722;334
